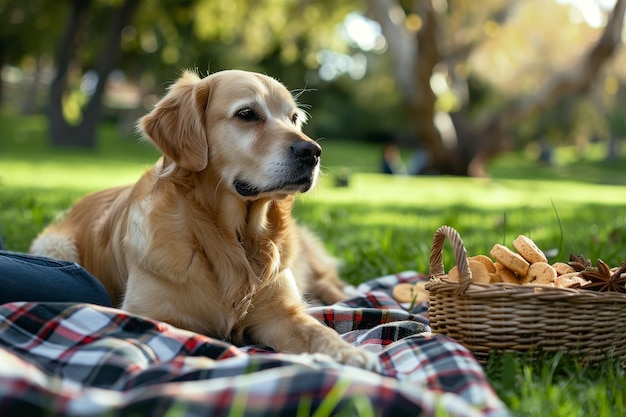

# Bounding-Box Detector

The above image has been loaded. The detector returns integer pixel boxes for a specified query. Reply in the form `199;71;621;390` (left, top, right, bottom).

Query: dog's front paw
335;347;381;372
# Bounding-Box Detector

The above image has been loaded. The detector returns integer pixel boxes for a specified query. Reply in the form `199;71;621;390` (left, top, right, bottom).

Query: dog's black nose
291;141;321;167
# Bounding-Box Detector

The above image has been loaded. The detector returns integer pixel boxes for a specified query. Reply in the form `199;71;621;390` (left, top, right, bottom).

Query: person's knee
0;252;112;307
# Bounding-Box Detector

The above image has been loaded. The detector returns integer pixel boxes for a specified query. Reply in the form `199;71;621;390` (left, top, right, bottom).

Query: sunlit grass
311;173;626;207
487;353;626;417
1;113;626;417
3;158;149;191
295;171;626;281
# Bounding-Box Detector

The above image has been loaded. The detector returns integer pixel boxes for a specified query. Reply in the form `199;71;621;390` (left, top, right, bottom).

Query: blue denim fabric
0;251;113;307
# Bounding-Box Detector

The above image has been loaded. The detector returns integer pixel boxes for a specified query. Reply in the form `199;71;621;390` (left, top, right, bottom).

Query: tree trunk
47;0;90;147
21;56;43;115
80;0;139;143
410;0;467;175
365;0;416;96
47;0;139;149
0;42;6;105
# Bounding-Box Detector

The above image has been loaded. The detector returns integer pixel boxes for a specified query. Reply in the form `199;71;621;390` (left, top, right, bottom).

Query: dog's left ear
139;71;211;172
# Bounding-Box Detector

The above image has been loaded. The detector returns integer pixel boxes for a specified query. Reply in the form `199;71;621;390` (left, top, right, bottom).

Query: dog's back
31;184;135;304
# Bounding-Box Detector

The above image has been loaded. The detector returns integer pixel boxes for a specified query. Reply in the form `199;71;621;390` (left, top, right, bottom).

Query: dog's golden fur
31;70;377;369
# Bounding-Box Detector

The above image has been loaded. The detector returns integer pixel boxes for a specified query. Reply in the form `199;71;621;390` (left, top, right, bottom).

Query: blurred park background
3;4;626;413
1;0;626;177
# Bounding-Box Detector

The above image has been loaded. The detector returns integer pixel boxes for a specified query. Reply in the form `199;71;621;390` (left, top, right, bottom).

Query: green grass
1;114;626;416
487;353;626;417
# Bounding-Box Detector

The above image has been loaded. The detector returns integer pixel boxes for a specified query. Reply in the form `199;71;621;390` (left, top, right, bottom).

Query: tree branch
444;0;521;64
488;0;626;131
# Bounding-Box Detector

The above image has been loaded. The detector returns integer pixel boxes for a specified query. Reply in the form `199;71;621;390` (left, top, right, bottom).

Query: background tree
47;0;139;148
366;0;626;176
0;0;64;107
2;0;626;166
37;0;357;148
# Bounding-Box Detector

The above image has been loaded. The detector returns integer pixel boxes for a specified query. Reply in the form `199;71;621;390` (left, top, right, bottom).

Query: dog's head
139;70;321;200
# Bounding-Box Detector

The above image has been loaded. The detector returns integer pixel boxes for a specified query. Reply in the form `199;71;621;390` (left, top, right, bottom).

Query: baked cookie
445;261;490;284
446;265;460;282
512;235;548;264
469;254;496;274
490;244;530;276
555;272;590;289
392;282;429;304
495;261;521;284
523;262;557;285
552;262;575;275
489;272;503;283
468;259;491;284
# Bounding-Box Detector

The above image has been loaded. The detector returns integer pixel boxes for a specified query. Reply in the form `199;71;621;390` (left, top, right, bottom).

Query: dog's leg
245;270;380;371
292;226;349;304
248;304;380;371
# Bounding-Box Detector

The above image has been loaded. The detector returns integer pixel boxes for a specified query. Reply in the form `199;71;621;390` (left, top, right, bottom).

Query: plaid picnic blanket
0;271;511;417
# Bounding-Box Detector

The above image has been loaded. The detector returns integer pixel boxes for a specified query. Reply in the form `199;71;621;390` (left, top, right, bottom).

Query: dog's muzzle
234;140;322;198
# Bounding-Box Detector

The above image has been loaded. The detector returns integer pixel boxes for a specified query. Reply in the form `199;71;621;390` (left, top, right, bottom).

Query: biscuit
446;265;459;282
552;262;575;275
489;272;502;283
512;235;548;264
392;282;429;304
469;255;496;274
468;259;491;284
523;262;556;285
495;261;521;284
445;261;490;284
490;244;530;276
554;272;590;289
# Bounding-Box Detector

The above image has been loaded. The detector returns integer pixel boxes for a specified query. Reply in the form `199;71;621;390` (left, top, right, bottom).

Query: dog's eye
236;108;260;122
291;113;299;125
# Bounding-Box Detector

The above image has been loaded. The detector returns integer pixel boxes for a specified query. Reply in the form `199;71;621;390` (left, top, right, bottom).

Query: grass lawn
1;114;626;416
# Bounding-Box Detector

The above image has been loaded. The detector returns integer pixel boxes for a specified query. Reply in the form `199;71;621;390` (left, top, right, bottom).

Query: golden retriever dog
31;70;378;370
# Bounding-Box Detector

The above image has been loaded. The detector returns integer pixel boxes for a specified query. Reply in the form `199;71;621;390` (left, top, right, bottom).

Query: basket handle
429;225;472;294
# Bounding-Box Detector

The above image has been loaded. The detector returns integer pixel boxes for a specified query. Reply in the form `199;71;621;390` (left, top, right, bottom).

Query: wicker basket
424;225;626;365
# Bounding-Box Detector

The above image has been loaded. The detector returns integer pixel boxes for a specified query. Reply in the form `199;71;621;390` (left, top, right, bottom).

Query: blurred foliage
0;0;626;154
466;0;626;149
0;0;64;63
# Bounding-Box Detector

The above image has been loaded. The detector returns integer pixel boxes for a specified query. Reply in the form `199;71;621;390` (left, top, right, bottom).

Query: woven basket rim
425;278;626;303
426;225;626;301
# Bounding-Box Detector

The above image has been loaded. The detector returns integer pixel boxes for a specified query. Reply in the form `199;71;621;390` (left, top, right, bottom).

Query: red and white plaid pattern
0;271;510;416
